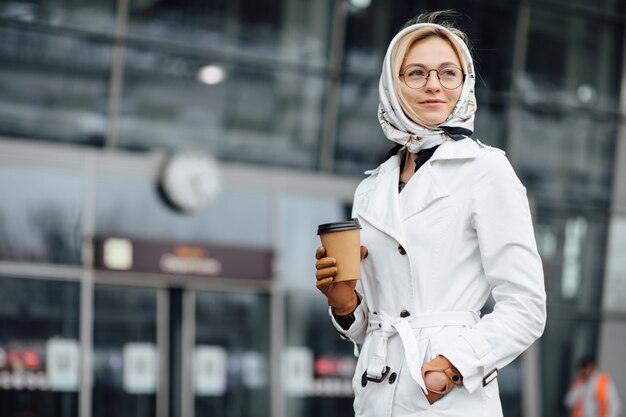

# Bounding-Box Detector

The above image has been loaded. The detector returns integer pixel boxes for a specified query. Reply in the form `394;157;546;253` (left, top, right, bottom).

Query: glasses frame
399;66;465;90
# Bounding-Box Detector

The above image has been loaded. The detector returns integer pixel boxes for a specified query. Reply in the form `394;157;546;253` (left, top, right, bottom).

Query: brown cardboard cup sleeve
317;218;362;282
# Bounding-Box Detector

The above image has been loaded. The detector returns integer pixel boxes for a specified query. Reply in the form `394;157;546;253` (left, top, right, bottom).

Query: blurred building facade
0;1;625;417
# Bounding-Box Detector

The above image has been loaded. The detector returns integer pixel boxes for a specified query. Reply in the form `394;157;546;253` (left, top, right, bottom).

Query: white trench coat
330;138;547;417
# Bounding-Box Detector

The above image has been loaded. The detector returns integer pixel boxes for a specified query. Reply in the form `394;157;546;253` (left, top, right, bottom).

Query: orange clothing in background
565;371;621;417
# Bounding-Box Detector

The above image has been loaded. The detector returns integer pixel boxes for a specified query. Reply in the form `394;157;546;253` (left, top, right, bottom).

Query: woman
314;12;546;417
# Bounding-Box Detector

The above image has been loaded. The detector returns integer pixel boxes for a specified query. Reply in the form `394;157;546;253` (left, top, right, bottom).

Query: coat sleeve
327;180;373;349
438;150;547;393
328;284;369;346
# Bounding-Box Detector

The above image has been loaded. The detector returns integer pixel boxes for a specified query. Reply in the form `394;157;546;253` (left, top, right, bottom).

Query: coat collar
430;137;479;162
355;139;479;242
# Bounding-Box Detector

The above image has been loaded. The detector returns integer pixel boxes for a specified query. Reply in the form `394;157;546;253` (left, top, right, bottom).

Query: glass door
0;277;80;417
191;290;271;417
92;285;160;417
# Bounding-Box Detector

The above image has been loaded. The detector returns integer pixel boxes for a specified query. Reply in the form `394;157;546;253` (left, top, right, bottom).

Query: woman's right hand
314;246;367;316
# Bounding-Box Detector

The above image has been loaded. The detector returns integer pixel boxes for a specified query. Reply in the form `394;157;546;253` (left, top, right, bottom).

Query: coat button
397;245;406;255
400;309;410;318
388;372;397;384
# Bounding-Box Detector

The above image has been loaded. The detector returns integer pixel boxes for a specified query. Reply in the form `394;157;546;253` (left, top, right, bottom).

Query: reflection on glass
0;0;117;32
335;79;389;175
533;206;608;307
128;0;331;66
0;277;80;417
525;8;623;111
194;291;270;417
510;108;616;207
0;27;112;146
472;99;507;150
92;285;158;417
0;166;82;264
284;292;355;417
117;46;323;169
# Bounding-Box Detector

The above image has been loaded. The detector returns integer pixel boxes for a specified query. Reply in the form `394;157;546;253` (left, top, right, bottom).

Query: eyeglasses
399;65;464;90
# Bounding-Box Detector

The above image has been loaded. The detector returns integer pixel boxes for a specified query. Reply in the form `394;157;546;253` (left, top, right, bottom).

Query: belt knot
362;311;479;392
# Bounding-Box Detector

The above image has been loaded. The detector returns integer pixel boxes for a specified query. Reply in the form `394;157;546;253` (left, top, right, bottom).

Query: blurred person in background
565;355;622;417
314;10;546;417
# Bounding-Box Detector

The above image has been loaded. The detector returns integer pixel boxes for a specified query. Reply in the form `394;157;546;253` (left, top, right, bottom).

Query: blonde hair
391;11;470;128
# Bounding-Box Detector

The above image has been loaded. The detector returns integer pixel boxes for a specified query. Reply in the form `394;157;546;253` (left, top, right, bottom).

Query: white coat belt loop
365;311;479;392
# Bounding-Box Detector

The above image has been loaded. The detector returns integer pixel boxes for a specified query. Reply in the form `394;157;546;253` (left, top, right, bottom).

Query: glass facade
0;165;82;264
284;292;355;417
0;25;112;146
0;277;80;417
194;291;271;417
0;1;625;416
92;285;158;417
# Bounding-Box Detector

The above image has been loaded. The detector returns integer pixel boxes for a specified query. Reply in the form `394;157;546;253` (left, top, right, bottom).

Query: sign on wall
46;338;80;391
123;343;157;394
94;237;274;281
194;345;228;396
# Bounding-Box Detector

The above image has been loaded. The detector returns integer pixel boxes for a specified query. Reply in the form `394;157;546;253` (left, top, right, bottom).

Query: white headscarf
378;23;477;153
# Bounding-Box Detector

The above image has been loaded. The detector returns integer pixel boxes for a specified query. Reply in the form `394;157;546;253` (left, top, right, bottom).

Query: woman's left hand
421;355;463;404
423;370;448;392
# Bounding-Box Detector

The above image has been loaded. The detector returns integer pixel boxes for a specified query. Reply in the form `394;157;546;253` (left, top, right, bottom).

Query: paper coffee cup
317;218;362;282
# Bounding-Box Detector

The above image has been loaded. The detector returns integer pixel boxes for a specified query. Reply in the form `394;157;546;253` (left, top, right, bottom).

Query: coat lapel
399;138;479;220
355;156;407;247
355;138;480;241
398;162;449;220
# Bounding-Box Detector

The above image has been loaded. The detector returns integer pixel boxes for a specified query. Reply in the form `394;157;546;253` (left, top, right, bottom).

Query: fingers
315;276;333;289
315;256;336;270
360;245;368;260
315;249;336;282
316;267;337;280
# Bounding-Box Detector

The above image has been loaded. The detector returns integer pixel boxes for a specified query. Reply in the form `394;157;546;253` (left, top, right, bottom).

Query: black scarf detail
439;126;473;141
385;126;472;161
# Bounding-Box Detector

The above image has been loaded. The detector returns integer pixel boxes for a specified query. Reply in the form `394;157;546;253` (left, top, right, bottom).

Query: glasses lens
439;67;463;89
403;68;427;89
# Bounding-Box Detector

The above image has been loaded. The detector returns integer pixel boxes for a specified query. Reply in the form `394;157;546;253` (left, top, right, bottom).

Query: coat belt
365;311;479;392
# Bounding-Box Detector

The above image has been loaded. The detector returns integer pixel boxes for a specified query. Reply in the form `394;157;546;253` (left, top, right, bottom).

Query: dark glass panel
334;78;386;175
510;107;617;207
116;45;323;169
128;0;332;67
194;291;271;417
533;204;609;308
92;285;158;417
0;27;111;146
284;292;355;417
524;8;624;112
0;0;117;33
0;277;80;417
